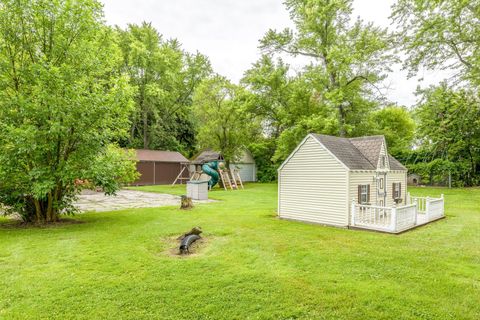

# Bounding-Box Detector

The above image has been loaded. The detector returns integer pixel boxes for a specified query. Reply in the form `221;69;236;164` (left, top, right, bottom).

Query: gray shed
191;149;257;182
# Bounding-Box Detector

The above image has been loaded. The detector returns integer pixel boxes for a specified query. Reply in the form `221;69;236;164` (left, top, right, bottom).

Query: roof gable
349;136;385;169
278;135;349;171
310;134;406;171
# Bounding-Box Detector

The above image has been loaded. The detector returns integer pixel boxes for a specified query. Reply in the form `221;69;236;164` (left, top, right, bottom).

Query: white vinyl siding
349;172;377;206
386;171;407;207
278;136;348;227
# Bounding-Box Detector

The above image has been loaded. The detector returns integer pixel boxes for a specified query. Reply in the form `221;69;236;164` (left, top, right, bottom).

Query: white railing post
390;207;397;232
425;196;430;221
441;194;445;216
413;198;418;225
351;199;356;226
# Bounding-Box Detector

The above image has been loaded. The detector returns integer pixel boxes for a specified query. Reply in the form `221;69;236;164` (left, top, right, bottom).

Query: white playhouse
278;134;445;233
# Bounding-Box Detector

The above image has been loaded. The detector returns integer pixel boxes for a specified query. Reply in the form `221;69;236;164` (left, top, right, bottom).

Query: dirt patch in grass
0;218;85;229
162;235;211;258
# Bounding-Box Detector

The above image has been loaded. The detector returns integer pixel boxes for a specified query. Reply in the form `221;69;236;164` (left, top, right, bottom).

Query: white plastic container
186;181;208;200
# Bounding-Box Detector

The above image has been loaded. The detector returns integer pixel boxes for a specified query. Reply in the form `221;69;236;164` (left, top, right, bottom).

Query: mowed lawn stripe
1;184;479;319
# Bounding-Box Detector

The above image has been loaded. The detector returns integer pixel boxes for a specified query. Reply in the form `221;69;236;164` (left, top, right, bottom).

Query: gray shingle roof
349;136;385;167
191;150;224;164
311;134;406;171
388;155;407;171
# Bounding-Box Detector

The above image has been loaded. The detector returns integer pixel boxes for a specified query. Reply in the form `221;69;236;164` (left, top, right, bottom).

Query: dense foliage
392;0;480;85
408;85;480;186
392;0;480;186
1;0;479;224
193;75;257;166
116;22;211;155
0;0;137;223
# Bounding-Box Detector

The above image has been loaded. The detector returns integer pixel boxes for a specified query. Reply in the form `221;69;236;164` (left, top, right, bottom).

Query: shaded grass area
1;184;479;319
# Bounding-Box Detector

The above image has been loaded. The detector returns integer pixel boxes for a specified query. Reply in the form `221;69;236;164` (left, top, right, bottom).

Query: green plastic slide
202;161;219;188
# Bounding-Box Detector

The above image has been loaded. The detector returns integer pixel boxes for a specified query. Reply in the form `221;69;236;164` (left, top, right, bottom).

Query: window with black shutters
392;182;401;199
358;184;370;204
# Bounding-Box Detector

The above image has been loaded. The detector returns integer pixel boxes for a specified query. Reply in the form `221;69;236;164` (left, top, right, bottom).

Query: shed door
231;164;256;182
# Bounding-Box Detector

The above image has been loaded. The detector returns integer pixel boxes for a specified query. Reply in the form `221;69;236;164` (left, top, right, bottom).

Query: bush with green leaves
0;0;137;223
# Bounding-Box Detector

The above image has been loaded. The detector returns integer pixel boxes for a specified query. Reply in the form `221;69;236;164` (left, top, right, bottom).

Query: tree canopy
413;84;480;186
260;0;396;137
1;0;480;220
117;22;211;155
392;0;480;85
192;75;257;166
0;0;137;223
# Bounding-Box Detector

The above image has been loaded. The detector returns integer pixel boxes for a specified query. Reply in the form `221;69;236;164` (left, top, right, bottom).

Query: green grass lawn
1;184;479;319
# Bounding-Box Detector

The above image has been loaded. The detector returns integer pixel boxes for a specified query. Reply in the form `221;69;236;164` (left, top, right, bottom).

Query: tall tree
392;0;480;85
260;0;395;137
414;84;480;185
370;106;415;156
242;55;324;179
193;76;258;166
117;23;211;154
0;0;137;223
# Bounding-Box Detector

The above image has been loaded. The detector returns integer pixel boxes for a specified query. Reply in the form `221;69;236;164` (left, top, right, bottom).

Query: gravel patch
75;190;213;212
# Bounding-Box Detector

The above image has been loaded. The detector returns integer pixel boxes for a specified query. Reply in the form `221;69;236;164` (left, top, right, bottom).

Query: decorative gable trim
376;139;390;171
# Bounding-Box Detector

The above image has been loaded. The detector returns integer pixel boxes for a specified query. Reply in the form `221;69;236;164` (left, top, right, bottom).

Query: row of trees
393;0;480;186
0;0;479;223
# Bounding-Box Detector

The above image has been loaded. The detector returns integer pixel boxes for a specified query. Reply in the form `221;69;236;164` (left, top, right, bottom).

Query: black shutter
367;185;370;203
358;185;362;203
399;182;402;197
392;183;395;198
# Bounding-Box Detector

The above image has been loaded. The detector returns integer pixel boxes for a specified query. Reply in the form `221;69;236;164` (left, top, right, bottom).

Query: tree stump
180;195;193;210
177;226;203;240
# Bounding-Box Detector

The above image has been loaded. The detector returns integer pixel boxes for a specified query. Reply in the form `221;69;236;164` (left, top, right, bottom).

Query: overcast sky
101;0;446;107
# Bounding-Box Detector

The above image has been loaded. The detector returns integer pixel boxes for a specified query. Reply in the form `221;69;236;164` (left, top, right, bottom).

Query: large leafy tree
0;0;136;223
369;106;415;156
260;0;395;137
193;76;258;166
242;55;327;175
242;56;306;138
414;84;480;185
392;0;480;85
117;23;211;154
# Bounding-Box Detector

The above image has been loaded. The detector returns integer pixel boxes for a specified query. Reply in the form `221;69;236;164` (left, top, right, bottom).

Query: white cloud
101;0;447;107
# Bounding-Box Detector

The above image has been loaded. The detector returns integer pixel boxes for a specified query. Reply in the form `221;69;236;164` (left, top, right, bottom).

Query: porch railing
351;194;444;233
409;194;445;221
351;204;393;232
351;202;417;233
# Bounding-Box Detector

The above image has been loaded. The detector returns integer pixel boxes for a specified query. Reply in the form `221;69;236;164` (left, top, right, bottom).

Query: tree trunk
143;112;148;149
180;195;193;210
177;226;202;240
33;199;43;223
338;104;346;137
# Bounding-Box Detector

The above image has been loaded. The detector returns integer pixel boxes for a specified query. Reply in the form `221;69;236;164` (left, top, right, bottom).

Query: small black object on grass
179;234;201;254
178;226;203;255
